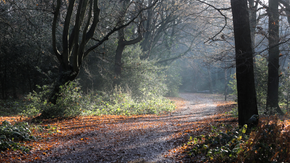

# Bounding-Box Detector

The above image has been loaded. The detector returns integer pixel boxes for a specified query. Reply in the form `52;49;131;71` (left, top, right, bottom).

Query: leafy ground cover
0;94;289;162
172;103;290;163
0;97;185;162
19;82;175;119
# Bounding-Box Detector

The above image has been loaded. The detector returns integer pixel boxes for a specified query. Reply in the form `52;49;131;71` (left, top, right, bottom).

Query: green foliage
82;87;175;116
23;81;83;119
0;100;24;116
279;63;290;111
228;73;237;99
228;105;238;118
254;58;268;108
0;120;34;152
23;80;175;118
165;62;182;97
119;45;169;100
187;116;290;162
228;58;274;114
237;116;287;162
188;124;250;162
22;45;177;119
22;85;52;117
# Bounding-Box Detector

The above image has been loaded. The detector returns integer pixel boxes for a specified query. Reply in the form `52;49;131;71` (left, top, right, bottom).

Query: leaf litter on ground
3;93;285;162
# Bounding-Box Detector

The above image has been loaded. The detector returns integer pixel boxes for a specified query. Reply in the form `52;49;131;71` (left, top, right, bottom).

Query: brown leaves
0;95;236;162
0;115;123;162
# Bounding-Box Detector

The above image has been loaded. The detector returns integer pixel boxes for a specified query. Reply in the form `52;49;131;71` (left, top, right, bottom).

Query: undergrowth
184;115;290;162
82;88;175;116
0;100;23;116
186;124;249;162
5;80;175;119
0;120;34;152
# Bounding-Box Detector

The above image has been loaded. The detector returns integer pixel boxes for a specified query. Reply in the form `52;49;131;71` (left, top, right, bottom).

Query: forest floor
0;93;236;163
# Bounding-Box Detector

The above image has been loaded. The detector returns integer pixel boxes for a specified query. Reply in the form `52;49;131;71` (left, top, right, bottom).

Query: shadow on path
34;93;221;163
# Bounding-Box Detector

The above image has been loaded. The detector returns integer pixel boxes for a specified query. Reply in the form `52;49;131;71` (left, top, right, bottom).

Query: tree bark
231;0;258;126
266;0;284;114
224;68;228;101
47;0;156;108
48;64;79;104
248;0;257;53
48;0;99;105
113;0;143;86
141;0;153;55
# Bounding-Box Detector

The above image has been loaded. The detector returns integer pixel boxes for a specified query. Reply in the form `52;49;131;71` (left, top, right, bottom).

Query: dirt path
34;93;223;163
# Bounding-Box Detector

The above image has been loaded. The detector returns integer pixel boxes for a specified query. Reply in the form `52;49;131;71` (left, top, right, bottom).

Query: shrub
238;116;289;162
0;120;34;152
186;116;290;162
23;80;83;119
82;87;175;116
188;124;249;162
0;99;24;116
23;80;175;118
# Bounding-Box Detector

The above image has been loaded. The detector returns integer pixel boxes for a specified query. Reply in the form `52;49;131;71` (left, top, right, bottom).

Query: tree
266;0;284;114
114;0;144;85
248;0;258;53
231;0;258;126
0;0;54;99
48;0;155;104
140;0;195;61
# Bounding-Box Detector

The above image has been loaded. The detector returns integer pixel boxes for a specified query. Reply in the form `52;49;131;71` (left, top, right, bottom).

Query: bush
188;124;249;162
238;116;288;162
0;120;34;152
23;80;176;118
82;87;175;116
0;99;24;116
186;115;290;162
23;80;83;119
22;85;52;117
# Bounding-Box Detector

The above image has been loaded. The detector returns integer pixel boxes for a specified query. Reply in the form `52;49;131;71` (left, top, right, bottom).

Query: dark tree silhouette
231;0;258;126
49;0;155;104
266;0;284;114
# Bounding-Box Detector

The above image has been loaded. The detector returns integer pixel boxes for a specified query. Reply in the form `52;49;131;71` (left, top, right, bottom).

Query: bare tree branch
84;0;158;57
196;0;230;43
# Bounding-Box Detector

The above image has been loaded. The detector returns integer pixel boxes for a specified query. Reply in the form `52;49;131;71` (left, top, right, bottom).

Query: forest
1;0;290;162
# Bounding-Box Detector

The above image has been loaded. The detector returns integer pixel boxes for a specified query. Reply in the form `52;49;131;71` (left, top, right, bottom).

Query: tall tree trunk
248;0;257;53
140;0;153;59
114;0;143;86
224;68;228;101
114;28;142;86
3;55;7;99
0;57;5;99
266;0;284;114
114;30;125;86
231;0;258;126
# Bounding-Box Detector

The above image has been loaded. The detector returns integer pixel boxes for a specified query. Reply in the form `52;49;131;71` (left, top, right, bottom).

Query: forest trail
28;93;224;163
